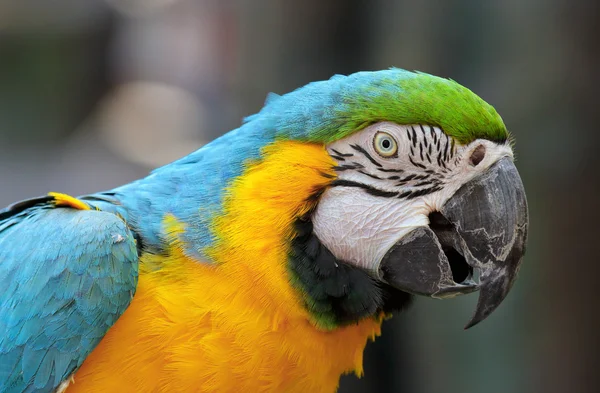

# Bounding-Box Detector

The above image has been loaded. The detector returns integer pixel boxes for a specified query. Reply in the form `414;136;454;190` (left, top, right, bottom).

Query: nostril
469;145;486;167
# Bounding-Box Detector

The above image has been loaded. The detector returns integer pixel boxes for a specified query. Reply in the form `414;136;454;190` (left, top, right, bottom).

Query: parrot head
241;69;529;329
311;122;527;328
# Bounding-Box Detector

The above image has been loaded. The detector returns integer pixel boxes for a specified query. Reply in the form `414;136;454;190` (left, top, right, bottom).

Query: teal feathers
0;200;138;392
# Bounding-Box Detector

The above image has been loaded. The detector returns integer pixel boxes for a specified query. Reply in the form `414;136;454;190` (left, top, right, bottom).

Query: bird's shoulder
0;193;139;393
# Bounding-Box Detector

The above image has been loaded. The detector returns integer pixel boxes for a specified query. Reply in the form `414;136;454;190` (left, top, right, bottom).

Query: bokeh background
1;1;598;392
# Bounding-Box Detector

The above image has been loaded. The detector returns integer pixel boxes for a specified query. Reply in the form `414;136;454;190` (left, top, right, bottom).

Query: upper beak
378;157;529;328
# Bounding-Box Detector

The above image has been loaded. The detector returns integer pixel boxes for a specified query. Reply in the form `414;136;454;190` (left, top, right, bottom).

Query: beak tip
463;304;494;329
463;275;516;330
463;316;483;330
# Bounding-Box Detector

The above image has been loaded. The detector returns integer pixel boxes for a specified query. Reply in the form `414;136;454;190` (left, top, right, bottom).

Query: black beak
378;157;529;328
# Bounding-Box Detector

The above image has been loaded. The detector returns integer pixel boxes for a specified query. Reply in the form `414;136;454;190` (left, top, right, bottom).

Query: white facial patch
312;121;513;275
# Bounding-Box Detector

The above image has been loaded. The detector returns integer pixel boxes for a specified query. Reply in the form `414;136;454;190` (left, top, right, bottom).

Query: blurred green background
1;1;598;392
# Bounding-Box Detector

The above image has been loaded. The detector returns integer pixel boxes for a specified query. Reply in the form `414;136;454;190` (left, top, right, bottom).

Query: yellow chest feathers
68;141;383;392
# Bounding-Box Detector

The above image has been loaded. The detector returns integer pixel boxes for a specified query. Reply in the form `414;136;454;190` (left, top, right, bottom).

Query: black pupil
381;139;391;149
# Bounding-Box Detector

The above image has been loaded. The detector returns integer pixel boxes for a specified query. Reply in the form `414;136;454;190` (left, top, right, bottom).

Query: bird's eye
373;131;398;157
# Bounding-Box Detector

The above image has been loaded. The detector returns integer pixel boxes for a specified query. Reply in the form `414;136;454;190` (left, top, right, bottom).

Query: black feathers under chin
289;215;413;329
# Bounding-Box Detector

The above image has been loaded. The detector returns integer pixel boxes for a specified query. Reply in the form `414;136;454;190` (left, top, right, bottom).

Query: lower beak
378;157;529;328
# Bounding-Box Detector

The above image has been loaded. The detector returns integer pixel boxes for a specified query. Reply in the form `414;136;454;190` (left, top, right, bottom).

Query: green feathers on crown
255;68;508;145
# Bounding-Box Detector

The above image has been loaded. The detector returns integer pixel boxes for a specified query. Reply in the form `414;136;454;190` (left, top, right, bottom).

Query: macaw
0;69;528;393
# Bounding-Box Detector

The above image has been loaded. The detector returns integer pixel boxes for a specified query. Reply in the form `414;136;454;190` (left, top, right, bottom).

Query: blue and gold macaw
0;69;528;393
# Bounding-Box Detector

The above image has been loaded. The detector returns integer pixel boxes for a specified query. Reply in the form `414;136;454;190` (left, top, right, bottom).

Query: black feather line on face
377;167;404;173
333;164;361;172
330;148;354;158
409;157;427;169
358;170;383;180
330;179;398;198
443;137;450;162
420;125;429;148
318;171;336;179
398;186;439;200
413;180;432;187
350;144;383;168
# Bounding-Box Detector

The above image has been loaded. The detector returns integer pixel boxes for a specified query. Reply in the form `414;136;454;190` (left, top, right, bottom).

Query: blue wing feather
0;200;139;393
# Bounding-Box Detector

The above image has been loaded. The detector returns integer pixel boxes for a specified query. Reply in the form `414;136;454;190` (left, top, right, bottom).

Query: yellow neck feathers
69;141;383;393
208;140;337;320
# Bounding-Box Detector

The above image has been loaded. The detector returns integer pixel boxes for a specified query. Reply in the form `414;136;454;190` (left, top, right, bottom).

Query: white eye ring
373;131;398;157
